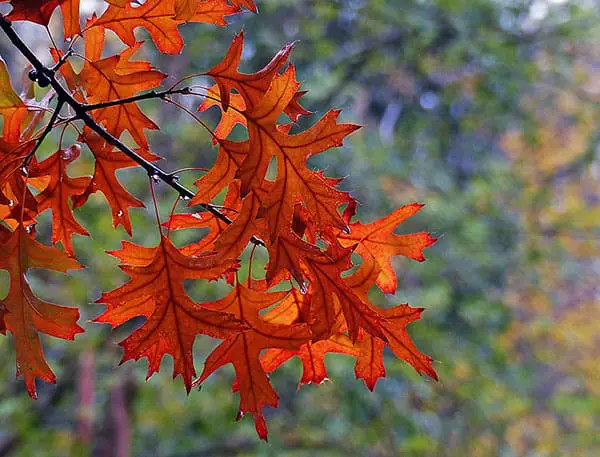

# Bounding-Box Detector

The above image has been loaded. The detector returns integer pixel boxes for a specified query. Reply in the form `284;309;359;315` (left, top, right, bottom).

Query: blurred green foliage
1;0;599;456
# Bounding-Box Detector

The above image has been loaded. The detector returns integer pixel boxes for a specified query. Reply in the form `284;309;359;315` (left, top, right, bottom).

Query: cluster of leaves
0;0;436;439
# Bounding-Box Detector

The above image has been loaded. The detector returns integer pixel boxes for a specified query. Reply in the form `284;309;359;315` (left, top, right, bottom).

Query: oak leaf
197;85;247;144
88;0;241;55
189;140;247;206
0;58;28;141
205;31;294;111
0;139;39;227
379;304;438;380
57;25;166;148
228;0;257;13
338;203;437;294
261;335;357;387
0;225;83;397
261;289;358;386
230;66;357;240
168;181;243;256
195;282;312;440
1;0;80;38
95;236;246;391
74;130;160;235
303;244;385;342
31;145;90;255
354;331;386;391
345;262;438;386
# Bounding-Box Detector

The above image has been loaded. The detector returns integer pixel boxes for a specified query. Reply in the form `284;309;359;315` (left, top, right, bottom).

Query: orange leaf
0;225;83;397
192;0;244;24
2;0;81;38
197;85;247;144
261;334;357;387
265;229;322;287
192;38;343;249
304;244;385;341
345;262;438;385
0;139;38;227
96;236;245;391
0;58;28;141
338;203;437;294
228;0;257;13
31;146;90;255
174;0;197;21
196;282;311;440
260;291;358;386
213;190;265;260
189;140;247;206
57;27;166;148
170;182;243;256
88;0;241;55
75;130;160;235
380;304;438;380
354;332;386;391
234;66;357;240
206;31;294;111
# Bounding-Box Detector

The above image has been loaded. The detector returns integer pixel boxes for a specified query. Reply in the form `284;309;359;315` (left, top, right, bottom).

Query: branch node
28;69;51;88
50;48;74;73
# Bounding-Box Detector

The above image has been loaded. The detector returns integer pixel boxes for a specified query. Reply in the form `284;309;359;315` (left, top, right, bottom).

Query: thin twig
22;100;63;168
82;87;193;111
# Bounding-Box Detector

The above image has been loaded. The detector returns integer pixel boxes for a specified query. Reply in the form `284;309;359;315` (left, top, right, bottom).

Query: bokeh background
1;0;599;456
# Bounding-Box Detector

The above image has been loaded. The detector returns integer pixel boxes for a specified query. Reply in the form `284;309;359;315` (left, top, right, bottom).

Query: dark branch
49;47;74;73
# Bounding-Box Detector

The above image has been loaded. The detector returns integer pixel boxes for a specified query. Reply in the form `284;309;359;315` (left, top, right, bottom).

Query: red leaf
196;282;311;440
261;334;357;387
88;0;241;55
260;287;357;387
2;0;81;38
354;332;386;391
206;31;294;111
345;262;438;385
0;139;38;227
338;203;437;294
56;27;166;148
96;236;246;391
0;225;83;397
75;130;160;235
31;145;90;255
189;140;247;206
214;66;357;242
0;58;28;141
303;244;385;342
